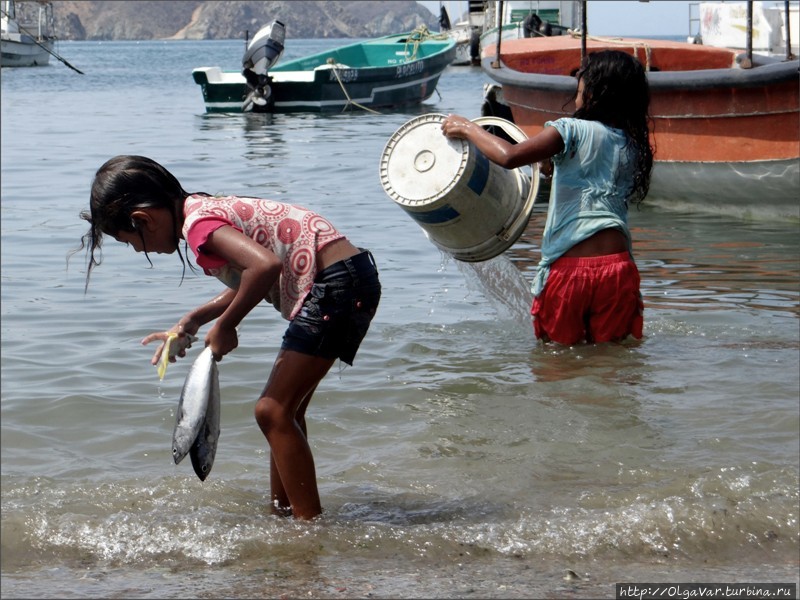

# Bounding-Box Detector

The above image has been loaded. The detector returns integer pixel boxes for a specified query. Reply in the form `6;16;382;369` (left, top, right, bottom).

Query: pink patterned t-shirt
182;194;345;320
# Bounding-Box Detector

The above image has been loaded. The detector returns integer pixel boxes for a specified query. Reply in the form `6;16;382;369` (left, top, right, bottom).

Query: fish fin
157;332;178;380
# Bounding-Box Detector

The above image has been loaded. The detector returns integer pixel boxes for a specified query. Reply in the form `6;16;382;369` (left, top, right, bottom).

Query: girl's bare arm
199;225;283;359
441;115;564;170
142;288;237;365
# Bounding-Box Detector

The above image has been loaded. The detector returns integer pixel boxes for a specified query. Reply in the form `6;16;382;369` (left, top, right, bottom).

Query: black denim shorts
282;249;381;365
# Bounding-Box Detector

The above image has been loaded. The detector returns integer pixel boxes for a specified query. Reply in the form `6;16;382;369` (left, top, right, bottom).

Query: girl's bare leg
255;349;334;520
269;456;291;516
269;384;315;516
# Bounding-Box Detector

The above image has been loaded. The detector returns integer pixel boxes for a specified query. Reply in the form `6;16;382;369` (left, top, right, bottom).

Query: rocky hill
44;0;439;41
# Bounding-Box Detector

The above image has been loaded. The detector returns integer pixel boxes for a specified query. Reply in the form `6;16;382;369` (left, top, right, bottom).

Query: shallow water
2;39;798;598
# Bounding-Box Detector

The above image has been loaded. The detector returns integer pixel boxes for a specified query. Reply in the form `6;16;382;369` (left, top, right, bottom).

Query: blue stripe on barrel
408;204;460;224
466;148;490;196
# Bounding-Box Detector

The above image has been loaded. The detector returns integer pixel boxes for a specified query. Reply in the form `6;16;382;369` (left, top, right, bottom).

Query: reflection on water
634;216;799;315
527;339;649;387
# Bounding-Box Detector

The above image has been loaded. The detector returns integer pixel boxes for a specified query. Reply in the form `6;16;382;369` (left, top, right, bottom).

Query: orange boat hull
501;79;799;163
485;37;799;163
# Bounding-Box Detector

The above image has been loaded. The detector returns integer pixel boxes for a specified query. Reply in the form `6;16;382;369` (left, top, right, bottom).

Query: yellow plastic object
157;333;179;381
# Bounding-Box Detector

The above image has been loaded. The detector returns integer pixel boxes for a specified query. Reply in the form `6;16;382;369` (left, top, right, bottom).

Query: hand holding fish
142;324;199;380
143;320;200;363
204;322;239;362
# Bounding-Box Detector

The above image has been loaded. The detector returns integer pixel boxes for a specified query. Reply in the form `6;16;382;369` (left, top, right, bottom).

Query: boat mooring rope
325;24;449;114
567;30;652;71
403;25;449;62
326;58;381;114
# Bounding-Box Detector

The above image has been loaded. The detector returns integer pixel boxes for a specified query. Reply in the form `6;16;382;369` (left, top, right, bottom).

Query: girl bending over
76;155;381;519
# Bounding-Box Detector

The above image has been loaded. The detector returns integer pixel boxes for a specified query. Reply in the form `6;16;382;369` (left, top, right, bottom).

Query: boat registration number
329;69;358;83
395;62;424;78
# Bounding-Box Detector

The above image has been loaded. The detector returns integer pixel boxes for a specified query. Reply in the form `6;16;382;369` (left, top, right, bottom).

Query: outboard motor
241;20;286;112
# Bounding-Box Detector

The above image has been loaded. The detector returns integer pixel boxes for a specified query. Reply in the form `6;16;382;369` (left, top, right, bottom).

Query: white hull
442;19;479;66
649;159;800;222
451;37;476;65
1;35;52;66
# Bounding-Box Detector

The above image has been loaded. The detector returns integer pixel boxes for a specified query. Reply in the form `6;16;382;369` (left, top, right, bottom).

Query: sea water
1;39;798;598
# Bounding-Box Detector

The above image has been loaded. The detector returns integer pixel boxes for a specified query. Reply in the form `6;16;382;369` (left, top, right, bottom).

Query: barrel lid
379;113;468;206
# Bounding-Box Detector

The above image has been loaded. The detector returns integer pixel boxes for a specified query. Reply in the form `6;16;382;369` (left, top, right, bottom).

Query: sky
417;1;696;37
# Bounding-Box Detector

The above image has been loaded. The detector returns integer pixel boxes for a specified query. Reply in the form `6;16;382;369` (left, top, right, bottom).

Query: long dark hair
573;50;654;204
72;155;197;290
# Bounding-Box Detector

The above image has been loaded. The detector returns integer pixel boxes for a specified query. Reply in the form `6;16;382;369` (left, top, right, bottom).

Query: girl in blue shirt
442;50;653;345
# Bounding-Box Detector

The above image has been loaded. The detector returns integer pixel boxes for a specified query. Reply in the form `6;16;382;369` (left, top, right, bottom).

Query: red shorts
531;252;643;345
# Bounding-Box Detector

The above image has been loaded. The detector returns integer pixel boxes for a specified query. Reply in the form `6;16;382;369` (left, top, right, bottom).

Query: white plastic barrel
379;113;539;262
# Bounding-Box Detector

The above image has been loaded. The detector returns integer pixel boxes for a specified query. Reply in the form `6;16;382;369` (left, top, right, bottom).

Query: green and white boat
192;25;457;114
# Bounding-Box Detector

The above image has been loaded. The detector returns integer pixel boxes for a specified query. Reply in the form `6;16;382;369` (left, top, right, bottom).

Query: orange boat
480;35;800;220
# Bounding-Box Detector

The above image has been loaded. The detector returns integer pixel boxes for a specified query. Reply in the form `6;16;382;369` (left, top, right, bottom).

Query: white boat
689;1;799;58
444;18;478;65
479;0;581;56
438;0;485;65
1;0;55;67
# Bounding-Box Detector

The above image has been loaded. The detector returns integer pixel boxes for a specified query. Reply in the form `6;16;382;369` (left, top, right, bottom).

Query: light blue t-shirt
532;117;636;297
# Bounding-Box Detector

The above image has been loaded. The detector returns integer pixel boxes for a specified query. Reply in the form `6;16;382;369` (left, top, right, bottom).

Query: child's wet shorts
282;249;381;365
531;251;643;345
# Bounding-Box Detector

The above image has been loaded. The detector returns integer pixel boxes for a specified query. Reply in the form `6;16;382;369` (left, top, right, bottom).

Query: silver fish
189;359;220;481
172;347;218;465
